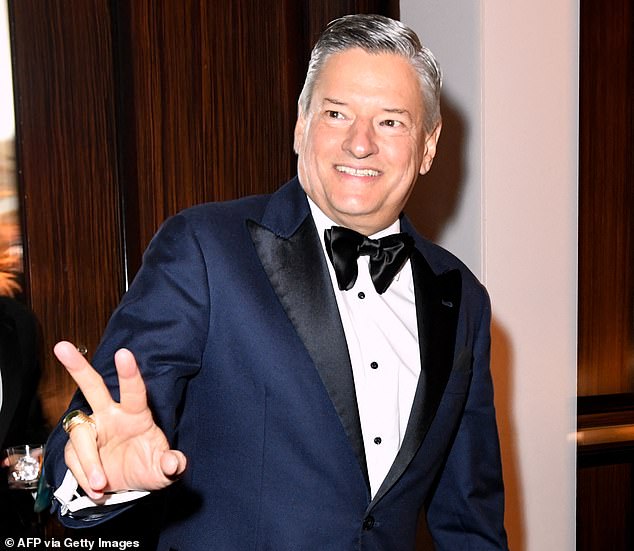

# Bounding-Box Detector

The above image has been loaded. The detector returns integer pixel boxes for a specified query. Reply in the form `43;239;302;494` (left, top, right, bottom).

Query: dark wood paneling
113;0;303;274
577;0;634;548
578;0;634;396
10;0;124;424
577;463;634;551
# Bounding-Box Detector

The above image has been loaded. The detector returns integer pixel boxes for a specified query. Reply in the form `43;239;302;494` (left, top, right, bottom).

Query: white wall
402;2;578;550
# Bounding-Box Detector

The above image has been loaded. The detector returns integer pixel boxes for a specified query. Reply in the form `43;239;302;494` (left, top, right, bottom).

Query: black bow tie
324;226;414;294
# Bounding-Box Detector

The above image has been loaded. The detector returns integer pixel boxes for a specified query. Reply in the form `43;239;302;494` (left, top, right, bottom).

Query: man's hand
54;341;187;500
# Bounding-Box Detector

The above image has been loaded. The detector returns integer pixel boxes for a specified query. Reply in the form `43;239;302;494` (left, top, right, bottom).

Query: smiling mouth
335;165;380;177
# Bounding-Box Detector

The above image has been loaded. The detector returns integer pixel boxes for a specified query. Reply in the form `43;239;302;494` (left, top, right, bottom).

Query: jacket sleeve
425;289;509;550
44;212;210;528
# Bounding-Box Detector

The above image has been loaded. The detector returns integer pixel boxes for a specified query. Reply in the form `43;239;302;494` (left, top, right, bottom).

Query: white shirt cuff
54;470;150;515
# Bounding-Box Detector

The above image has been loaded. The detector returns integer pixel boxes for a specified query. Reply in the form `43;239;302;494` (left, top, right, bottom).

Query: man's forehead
316;49;419;89
310;52;423;114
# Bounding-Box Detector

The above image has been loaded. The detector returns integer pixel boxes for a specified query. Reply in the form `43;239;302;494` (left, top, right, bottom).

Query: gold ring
62;410;96;435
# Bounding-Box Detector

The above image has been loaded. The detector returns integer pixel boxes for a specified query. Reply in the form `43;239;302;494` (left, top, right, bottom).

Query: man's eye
381;119;402;128
326;110;344;119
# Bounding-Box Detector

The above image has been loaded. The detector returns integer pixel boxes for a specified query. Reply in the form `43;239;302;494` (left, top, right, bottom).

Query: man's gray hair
298;14;442;135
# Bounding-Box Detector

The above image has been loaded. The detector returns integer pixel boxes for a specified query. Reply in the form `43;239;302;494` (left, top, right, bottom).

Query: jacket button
363;515;375;530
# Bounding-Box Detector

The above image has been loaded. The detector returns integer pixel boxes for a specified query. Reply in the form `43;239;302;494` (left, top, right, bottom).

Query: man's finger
114;348;149;415
67;421;106;494
54;341;113;413
64;436;105;500
160;450;187;479
64;441;89;489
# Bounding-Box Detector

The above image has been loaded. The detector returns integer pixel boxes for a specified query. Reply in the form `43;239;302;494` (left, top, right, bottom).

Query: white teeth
336;166;379;177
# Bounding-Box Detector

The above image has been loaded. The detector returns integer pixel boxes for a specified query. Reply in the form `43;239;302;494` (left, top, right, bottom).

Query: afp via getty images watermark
3;537;141;550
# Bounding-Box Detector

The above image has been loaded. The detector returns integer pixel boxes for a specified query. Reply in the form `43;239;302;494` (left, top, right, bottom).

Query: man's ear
293;104;307;154
419;122;442;175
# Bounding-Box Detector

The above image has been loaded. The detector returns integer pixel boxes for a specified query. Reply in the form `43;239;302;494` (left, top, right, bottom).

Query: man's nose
343;119;378;158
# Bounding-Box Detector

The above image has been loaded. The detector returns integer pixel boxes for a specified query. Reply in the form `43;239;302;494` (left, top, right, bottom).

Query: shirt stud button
370;361;378;369
374;437;382;445
358;291;366;299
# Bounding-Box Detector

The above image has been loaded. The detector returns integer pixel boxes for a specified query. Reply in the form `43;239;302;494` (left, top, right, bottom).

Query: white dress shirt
308;198;420;497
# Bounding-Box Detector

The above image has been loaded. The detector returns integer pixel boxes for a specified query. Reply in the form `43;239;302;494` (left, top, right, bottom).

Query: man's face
294;48;441;235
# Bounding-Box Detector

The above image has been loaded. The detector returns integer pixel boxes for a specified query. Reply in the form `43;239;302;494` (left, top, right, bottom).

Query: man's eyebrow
321;99;413;119
322;97;347;106
383;107;412;118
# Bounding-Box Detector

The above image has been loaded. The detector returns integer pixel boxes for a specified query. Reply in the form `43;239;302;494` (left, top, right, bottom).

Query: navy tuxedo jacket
46;178;508;550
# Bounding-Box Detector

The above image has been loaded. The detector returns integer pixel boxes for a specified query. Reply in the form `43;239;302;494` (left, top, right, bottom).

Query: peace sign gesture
54;341;187;500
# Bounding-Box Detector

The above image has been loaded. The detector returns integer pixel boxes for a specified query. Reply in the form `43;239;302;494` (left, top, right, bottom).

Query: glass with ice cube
5;444;44;490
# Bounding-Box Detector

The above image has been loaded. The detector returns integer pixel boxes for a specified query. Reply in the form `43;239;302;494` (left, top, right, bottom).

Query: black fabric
0;297;47;450
0;298;49;538
324;226;415;294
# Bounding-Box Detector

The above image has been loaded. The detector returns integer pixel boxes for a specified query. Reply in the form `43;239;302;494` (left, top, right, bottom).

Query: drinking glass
5;444;45;490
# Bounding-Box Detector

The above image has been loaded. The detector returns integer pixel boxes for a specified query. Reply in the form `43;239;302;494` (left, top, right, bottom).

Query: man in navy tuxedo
45;14;508;550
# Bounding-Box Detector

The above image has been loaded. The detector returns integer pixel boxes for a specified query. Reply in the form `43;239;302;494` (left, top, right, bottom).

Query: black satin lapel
372;249;462;504
247;217;369;488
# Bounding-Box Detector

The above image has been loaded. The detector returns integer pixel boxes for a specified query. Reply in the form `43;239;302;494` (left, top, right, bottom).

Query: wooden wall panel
112;0;303;274
577;462;634;551
577;0;634;396
577;1;634;548
10;0;124;425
